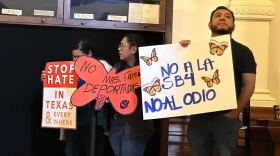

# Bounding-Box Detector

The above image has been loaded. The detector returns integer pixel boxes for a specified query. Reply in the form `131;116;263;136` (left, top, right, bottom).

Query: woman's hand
41;70;46;82
179;40;191;48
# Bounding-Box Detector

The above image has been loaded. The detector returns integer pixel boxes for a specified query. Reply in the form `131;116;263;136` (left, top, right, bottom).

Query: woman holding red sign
107;34;153;156
41;40;112;156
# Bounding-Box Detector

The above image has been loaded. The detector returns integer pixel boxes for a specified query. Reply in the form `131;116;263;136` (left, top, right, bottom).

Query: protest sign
42;61;77;129
139;35;237;120
71;56;141;115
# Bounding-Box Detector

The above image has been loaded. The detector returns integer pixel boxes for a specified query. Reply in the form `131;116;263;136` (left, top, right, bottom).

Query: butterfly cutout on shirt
143;79;161;96
71;56;141;115
140;48;158;66
209;42;228;56
201;69;220;88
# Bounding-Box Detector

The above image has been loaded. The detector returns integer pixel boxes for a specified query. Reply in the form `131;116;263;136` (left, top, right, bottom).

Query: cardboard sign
71;56;141;115
139;35;237;120
41;61;77;129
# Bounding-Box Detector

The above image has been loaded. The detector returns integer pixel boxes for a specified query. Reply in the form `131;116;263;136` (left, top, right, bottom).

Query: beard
210;25;234;35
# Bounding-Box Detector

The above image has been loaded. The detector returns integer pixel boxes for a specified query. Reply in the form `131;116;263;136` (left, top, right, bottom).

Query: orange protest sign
71;56;141;115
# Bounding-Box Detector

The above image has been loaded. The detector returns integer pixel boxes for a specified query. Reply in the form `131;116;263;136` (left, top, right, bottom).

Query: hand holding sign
71;56;141;115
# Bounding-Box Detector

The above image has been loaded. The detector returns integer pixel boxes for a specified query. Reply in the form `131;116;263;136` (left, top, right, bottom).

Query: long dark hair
123;33;144;65
73;40;93;54
73;39;101;59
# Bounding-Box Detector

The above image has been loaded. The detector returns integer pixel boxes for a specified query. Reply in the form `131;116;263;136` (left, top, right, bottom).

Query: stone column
229;0;277;107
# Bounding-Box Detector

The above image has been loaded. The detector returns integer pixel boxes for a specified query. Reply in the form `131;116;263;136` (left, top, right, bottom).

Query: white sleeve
99;60;112;103
99;60;112;72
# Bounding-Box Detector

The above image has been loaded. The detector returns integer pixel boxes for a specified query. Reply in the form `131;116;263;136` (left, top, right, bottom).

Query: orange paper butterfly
209;42;228;56
143;79;161;96
201;69;220;88
140;48;158;66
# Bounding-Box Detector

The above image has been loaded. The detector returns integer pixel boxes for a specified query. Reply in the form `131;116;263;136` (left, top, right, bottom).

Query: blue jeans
108;119;150;156
187;113;241;156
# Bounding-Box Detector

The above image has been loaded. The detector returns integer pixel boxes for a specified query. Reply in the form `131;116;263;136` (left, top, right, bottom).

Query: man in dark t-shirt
180;6;256;156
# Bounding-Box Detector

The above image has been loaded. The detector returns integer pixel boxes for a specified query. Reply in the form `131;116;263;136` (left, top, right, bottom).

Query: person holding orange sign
42;40;112;156
107;33;153;156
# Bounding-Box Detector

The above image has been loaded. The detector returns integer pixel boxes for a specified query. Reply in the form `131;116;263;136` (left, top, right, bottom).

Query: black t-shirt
231;39;257;98
106;61;153;137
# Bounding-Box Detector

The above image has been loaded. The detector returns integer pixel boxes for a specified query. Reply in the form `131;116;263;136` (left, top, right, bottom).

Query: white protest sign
41;61;77;129
139;35;237;120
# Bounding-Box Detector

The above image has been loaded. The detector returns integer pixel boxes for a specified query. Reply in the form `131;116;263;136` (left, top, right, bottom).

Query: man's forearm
237;85;255;112
237;73;256;112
